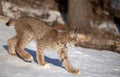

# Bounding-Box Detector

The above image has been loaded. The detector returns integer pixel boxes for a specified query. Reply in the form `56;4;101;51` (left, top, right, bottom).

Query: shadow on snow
3;45;63;68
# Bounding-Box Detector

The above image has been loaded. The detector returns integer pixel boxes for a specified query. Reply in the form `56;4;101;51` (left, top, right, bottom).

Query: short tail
5;19;12;26
0;15;16;26
0;15;10;24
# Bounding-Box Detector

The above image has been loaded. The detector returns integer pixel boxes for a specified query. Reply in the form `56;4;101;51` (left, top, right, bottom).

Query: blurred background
0;0;120;53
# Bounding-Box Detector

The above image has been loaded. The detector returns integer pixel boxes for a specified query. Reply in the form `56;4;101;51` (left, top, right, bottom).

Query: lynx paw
17;51;33;62
42;63;50;68
69;69;80;75
39;63;50;68
9;51;17;56
76;70;80;75
23;55;33;62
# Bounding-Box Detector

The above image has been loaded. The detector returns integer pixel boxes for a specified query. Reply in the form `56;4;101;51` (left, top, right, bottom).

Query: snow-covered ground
0;22;120;77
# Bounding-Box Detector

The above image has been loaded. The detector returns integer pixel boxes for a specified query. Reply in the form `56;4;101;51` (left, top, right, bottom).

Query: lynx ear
73;29;78;33
70;29;78;34
69;29;78;38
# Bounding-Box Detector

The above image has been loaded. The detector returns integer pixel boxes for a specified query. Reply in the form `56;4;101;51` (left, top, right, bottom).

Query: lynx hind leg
58;48;80;75
16;33;33;62
8;36;17;56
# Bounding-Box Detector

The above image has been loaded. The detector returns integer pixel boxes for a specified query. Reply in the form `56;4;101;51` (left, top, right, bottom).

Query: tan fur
52;23;70;32
0;15;10;23
6;17;80;74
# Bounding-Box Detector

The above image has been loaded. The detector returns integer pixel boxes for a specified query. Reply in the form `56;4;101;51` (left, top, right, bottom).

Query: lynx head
67;29;78;47
58;29;78;47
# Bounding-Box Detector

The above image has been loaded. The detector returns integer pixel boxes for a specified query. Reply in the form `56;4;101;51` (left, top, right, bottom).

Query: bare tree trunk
68;0;92;33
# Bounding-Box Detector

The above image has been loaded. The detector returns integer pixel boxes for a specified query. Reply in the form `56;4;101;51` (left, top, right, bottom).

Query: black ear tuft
73;28;78;33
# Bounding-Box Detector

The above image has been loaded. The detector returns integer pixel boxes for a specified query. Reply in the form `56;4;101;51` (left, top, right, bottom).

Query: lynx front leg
58;48;80;74
36;42;46;66
16;33;33;62
8;36;17;55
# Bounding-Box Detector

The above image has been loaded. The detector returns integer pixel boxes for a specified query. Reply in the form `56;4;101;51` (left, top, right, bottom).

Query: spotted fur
6;17;80;74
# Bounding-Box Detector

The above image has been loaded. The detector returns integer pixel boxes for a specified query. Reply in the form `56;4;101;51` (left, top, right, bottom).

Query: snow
42;10;65;24
0;22;120;77
97;21;119;34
